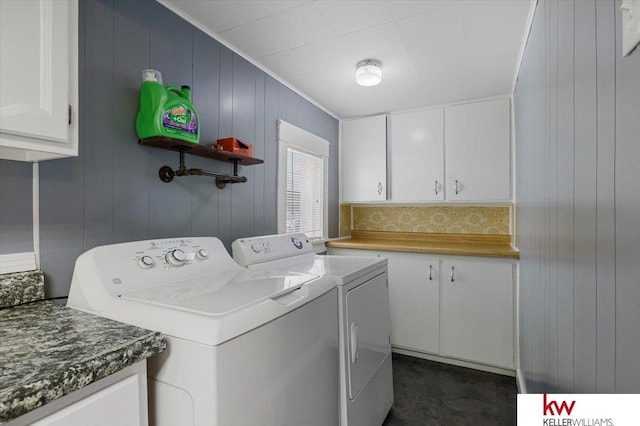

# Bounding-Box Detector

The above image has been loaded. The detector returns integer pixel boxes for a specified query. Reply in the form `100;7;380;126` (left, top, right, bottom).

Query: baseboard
392;347;516;377
516;368;528;394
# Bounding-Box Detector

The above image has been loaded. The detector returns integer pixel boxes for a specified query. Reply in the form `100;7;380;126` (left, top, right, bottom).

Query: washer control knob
251;242;264;253
196;248;209;260
166;249;186;266
138;255;155;269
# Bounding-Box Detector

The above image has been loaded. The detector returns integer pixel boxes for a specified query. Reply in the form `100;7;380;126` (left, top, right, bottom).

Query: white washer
233;234;394;426
66;237;339;426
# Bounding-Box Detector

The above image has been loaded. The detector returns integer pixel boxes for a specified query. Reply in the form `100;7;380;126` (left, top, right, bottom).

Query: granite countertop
0;301;166;423
326;230;519;259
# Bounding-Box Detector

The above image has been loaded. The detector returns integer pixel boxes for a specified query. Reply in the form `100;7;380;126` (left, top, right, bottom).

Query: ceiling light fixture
355;59;382;86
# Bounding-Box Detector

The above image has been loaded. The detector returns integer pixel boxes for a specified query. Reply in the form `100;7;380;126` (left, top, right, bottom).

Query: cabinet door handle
429;265;433;281
377;182;383;195
434;180;439;195
450;266;455;282
455;179;460;195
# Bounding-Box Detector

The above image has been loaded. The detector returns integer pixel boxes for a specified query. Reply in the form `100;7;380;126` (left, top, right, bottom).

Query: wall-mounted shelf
139;137;263;189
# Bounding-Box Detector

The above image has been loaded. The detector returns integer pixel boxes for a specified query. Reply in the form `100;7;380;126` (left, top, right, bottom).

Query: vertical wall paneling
514;7;532;388
147;0;193;238
31;0;338;296
554;0;576;392
546;0;559;390
516;0;640;393
538;0;549;387
595;0;616;394
230;54;257;239
286;89;298;128
216;46;234;246
191;27;221;237
83;0;114;250
528;0;542;386
253;71;266;237
263;76;279;235
614;0;640;393
298;93;313;132
0;161;33;254
278;85;290;125
572;0;598;392
113;0;151;243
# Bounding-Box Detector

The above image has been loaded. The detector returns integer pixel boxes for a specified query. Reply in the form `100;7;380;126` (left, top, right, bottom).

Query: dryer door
346;271;392;399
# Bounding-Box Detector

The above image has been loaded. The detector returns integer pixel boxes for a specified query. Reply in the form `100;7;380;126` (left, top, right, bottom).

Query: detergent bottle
136;69;199;144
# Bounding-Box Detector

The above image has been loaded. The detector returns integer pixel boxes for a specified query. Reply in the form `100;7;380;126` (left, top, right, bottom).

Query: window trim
277;119;329;240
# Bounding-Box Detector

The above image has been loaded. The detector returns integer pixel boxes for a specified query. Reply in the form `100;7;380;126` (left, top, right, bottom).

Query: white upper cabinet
340;98;511;203
341;115;387;202
390;108;444;201
0;0;78;162
445;99;511;201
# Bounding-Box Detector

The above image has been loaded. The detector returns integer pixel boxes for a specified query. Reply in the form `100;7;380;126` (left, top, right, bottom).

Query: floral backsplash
340;205;511;236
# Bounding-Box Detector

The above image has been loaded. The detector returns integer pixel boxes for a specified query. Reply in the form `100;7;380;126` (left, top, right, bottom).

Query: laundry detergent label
162;105;198;135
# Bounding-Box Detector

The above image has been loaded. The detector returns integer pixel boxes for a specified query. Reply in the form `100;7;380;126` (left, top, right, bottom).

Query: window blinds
286;147;324;239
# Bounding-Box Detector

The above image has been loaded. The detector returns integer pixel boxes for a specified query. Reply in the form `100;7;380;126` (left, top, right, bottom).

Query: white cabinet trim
0;252;37;274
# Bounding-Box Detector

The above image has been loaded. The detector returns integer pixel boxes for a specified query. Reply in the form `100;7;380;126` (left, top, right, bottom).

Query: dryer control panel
232;233;314;266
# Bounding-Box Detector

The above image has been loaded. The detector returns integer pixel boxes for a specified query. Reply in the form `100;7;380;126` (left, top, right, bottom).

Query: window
277;120;329;240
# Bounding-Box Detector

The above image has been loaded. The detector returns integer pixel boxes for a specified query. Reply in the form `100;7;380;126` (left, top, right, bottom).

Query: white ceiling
162;0;533;119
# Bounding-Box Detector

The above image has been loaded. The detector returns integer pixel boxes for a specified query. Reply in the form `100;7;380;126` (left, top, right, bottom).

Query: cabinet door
341;115;387;202
31;372;147;426
445;99;510;201
440;257;514;368
0;0;77;161
385;251;439;354
390;108;444;201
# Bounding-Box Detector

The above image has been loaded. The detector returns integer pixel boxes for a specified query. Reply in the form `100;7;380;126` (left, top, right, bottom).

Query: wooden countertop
326;231;519;259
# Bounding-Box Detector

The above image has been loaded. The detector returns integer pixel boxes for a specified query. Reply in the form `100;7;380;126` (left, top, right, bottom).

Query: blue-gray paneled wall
0;160;33;254
38;0;339;297
515;0;640;393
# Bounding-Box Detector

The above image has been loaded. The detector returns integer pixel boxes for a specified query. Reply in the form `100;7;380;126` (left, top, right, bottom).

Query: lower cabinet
440;257;514;369
328;248;515;370
11;361;149;426
385;251;440;354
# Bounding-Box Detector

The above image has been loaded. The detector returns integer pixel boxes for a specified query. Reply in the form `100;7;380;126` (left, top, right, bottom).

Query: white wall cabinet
445;98;511;201
0;0;78;162
341;98;511;203
390;108;444;201
341;115;387;202
328;247;515;370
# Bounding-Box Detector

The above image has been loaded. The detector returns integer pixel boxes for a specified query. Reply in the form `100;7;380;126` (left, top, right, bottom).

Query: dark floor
382;353;517;426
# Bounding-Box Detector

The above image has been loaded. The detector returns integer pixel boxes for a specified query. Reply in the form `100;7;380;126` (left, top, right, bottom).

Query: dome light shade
355;59;382;86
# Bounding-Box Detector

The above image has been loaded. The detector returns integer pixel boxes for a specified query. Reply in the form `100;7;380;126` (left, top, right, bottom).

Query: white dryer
66;237;339;426
233;234;394;426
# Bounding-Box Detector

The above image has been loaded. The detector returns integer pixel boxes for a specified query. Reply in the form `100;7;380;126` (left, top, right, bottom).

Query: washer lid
120;269;318;316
